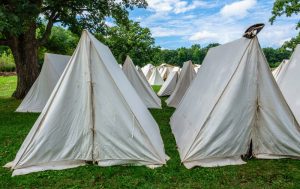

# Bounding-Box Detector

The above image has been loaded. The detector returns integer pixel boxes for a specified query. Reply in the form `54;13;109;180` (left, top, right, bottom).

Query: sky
126;0;300;49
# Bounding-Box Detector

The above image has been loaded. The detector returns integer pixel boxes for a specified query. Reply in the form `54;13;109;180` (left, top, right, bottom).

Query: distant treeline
0;24;294;72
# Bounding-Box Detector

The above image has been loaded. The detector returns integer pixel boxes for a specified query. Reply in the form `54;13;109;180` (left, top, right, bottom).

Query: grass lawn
1;76;300;188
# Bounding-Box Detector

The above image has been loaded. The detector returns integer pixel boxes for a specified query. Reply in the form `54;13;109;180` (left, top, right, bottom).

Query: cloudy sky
127;0;300;49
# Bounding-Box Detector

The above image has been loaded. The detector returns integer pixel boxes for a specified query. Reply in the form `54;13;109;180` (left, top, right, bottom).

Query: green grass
1;76;300;188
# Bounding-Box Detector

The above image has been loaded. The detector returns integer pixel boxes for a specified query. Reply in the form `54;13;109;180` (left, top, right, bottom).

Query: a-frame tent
142;64;154;80
166;60;196;108
148;67;164;85
157;71;179;97
275;45;300;124
170;27;300;168
272;59;289;80
5;30;168;176
16;53;71;112
122;56;161;109
158;63;174;80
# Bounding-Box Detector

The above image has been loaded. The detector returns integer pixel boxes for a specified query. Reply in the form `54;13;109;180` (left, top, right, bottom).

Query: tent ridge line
182;39;253;162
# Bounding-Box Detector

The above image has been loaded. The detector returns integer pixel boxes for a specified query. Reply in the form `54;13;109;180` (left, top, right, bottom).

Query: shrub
0;50;15;72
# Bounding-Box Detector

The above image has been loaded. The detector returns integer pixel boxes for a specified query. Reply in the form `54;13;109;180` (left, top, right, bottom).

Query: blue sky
125;0;300;49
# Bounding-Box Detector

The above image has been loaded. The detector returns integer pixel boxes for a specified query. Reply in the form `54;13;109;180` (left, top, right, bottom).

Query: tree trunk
10;26;40;99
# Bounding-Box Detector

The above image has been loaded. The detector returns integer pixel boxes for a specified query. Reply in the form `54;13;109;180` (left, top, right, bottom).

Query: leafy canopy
270;0;300;29
0;0;147;42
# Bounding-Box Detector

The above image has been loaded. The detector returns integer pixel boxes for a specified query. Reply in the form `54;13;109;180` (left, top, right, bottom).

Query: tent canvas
272;59;289;80
166;60;196;108
157;71;179;97
16;53;71;112
142;64;154;80
137;66;151;88
148;68;164;85
122;56;161;109
170;36;300;169
275;45;300;124
158;63;174;80
6;30;168;176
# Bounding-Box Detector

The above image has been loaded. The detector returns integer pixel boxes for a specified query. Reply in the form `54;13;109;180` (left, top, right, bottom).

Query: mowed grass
1;76;300;189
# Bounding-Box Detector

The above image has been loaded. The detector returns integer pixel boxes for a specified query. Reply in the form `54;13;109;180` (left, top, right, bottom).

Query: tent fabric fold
16;53;71;112
122;56;161;109
6;30;168;176
170;37;300;168
166;60;196;108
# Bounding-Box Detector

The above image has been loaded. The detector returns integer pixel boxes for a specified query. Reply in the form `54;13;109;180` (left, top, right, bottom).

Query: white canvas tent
142;64;154;80
166;60;196;108
275;45;300;124
170;32;300;168
157;71;179;97
158;63;174;80
148;68;164;85
272;59;289;80
122;56;161;109
16;53;71;112
5;30;168;176
194;64;201;73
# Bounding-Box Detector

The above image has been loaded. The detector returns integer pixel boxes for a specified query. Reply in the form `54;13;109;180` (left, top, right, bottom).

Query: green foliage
98;20;156;66
153;43;220;66
1;76;300;188
41;26;79;56
270;0;300;29
0;0;148;37
263;47;292;68
0;50;15;72
282;32;300;50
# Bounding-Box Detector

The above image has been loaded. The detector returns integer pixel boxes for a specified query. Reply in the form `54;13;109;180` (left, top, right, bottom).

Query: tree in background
270;0;300;54
100;20;156;66
0;0;147;99
41;26;79;56
263;47;292;68
152;43;219;66
270;0;300;29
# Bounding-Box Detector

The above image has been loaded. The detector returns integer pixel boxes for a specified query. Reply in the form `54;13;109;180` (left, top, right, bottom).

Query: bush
0;50;15;72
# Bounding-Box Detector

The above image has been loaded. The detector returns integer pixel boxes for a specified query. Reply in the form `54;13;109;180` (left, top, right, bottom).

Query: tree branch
0;39;10;46
38;12;59;46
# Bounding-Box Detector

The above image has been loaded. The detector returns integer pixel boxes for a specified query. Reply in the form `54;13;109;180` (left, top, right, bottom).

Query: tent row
6;24;300;176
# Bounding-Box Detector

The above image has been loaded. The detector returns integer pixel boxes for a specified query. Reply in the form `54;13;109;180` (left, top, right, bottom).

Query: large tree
0;0;147;99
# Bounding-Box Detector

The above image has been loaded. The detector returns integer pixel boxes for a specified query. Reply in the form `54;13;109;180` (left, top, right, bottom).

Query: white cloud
130;0;299;49
220;0;257;18
151;26;189;37
189;31;218;41
146;0;209;14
